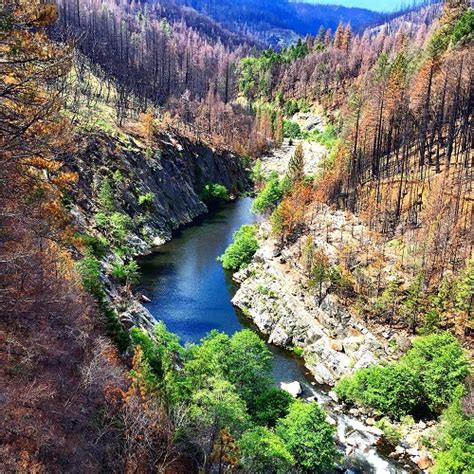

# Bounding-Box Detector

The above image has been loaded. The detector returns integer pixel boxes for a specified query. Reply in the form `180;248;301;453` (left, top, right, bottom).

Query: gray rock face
232;235;387;386
65;131;249;254
66;130;249;332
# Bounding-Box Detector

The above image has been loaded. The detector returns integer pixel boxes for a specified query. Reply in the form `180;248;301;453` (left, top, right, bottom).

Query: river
138;197;412;474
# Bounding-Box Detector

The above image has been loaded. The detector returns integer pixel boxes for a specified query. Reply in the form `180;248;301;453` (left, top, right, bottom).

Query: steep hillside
175;0;383;46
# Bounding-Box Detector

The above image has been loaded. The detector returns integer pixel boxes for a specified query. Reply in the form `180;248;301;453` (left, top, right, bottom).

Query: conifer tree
334;21;345;49
288;143;305;183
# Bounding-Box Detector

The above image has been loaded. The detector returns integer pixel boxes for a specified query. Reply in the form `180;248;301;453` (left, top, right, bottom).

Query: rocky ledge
232;239;387;386
232;200;417;386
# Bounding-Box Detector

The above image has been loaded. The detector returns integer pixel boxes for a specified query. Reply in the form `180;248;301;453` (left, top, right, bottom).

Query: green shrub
283;120;302;139
109;212;132;243
138;192;155;208
218;225;259;271
97;176;115;211
376;418;402;445
252;177;287;214
199;183;230;206
304;124;338;150
336;333;469;418
293;347;304;357
251;159;264;186
78;234;109;258
111;259;140;285
401;332;469;413
76;251;129;351
336;365;421;419
94;211;108;228
76;250;102;295
432;387;474;474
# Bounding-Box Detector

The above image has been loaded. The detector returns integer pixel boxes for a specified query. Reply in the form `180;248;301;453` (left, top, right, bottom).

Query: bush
401;332;469;413
432;387;474;473
335;333;469;418
253;388;294;427
336;365;421;419
251;177;287;214
111;259;140;285
138;192;155;208
76;250;102;295
251;159;264;186
276;400;338;472
76;251;129;351
109;212;132;243
79;234;109;258
218;225;259;271
376;418;402;445
283;120;301;139
199;183;230;206
97;176;114;211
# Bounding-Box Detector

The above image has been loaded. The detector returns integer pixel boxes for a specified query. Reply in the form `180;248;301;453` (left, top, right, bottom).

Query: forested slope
1;0;472;472
174;0;383;46
238;0;473;333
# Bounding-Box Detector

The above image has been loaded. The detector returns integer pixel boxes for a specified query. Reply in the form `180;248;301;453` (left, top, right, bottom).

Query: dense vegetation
239;0;473;336
175;0;383;45
335;333;471;472
219;225;259;271
129;325;338;471
199;183;231;207
336;333;469;418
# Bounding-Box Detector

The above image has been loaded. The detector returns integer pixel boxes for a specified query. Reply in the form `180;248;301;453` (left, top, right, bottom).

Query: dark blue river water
138;197;310;385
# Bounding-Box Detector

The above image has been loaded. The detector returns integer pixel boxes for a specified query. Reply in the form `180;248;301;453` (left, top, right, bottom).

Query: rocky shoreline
232;222;388;386
231;211;437;472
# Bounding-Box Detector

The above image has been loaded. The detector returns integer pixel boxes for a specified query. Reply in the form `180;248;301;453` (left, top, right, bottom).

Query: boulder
281;381;302;398
395;446;406;455
328;391;339;403
326;416;337;426
407;447;420;457
415;454;433;470
366;418;375;426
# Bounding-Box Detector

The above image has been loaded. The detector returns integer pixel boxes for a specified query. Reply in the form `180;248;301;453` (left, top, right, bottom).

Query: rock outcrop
232;218;388;386
66;129;249;331
65;130;249;255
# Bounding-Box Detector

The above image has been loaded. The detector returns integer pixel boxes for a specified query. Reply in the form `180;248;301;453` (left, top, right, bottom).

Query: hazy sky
306;0;428;12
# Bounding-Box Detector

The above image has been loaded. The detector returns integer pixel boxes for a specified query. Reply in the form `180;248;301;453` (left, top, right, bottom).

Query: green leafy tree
253;388;294;427
218;225;259;271
252;176;286;214
239;427;294;474
336;365;422;419
401;332;469;413
188;377;250;465
276;401;338;472
226;330;273;410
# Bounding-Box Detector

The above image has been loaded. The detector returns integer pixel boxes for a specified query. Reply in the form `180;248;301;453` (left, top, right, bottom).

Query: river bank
137;197;419;473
